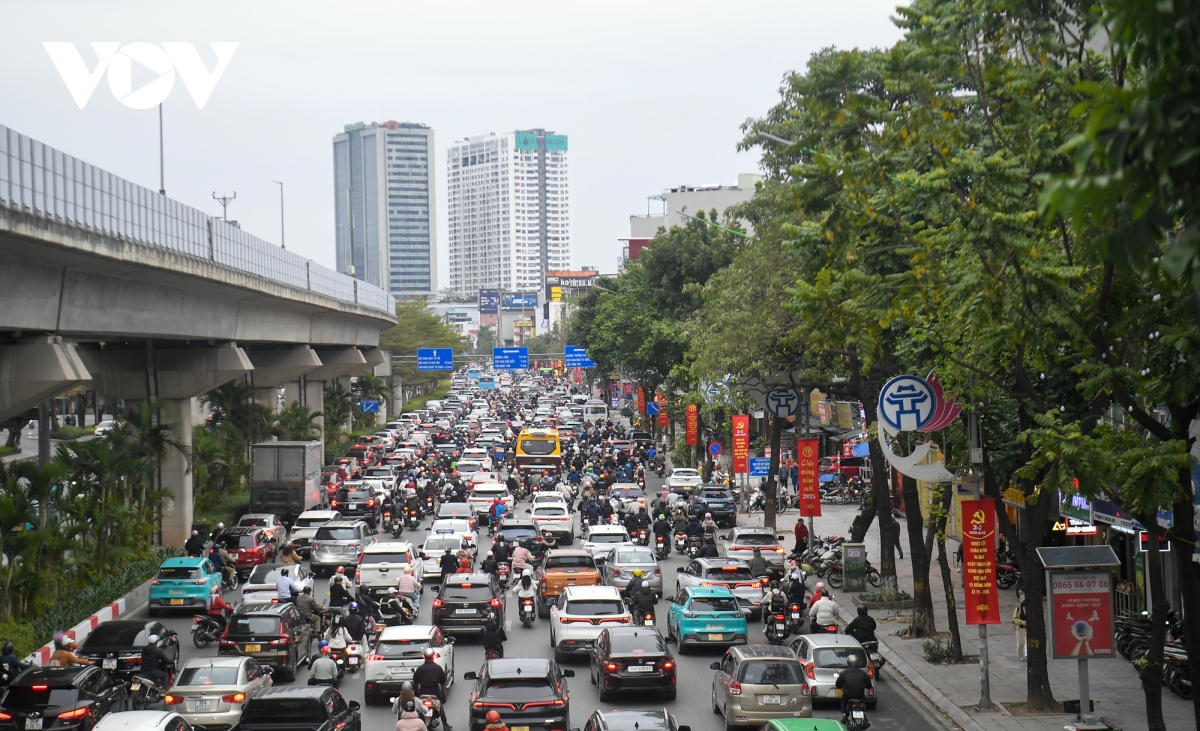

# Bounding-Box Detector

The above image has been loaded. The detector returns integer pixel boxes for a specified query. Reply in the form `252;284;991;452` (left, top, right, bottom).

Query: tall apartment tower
446;129;570;295
333;120;437;295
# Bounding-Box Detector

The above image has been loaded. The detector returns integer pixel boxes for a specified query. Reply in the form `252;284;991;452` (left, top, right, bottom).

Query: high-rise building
447;129;570;295
333;120;437;295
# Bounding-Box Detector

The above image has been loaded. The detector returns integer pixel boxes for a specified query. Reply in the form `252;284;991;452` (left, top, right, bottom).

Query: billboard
732;415;750;474
501;292;539;311
686;404;699;446
1048;570;1114;658
478;289;499;314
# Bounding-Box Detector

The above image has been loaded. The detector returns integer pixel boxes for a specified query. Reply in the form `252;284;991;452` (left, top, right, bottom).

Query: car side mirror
463;671;479;680
262;667;273;675
665;596;675;603
777;535;787;542
348;700;361;713
710;661;722;670
676;566;684;573
445;636;456;644
561;669;575;677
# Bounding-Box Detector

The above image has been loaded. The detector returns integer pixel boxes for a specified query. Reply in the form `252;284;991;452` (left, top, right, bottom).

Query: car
91;710;203;731
461;448;492;469
330;484;381;530
0;665;128;730
436;503;477;530
532;491;570;509
362;625;455;705
536;549;603;618
760;720;848;731
218;601;316;681
788;634;876;709
432;573;504;636
461;659;574;731
629;431;653;450
428;519;478;554
589;627;677;701
718;528;788;577
690;485;738;527
580;525;633;559
219;527;278;578
675;558;766;618
549;585;631;662
76;620;179;681
355;542;416;598
579;708;691;731
490;519;540;551
710;644;813;727
417;535;466;580
287;510;341;558
148;557;223;615
309;520;375;576
235;686;361;731
162;655;273;730
468;471;500;486
235;514;289;546
468;483;512;525
666;468;703;494
94;419;122;436
608;487;645;513
455;460;486;477
664;585;748;652
598;546;662;595
529;503;574;543
241;563;315;599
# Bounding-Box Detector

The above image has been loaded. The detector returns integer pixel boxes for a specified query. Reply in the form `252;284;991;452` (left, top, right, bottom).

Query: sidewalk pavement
739;502;1192;731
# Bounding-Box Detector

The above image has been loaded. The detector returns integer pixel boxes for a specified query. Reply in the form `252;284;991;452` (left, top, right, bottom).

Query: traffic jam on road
0;370;929;731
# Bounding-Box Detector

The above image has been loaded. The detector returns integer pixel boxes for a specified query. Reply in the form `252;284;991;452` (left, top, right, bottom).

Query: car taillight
659;660;674;670
163;695;184;705
805;661;816;680
0;712;10;721
490;599;501;607
433;599;443;609
193;579;207;585
311;542;322;551
727;681;742;696
801;683;811;696
151;580;160;586
605;662;620;671
330;500;338;507
368;499;375;507
57;707;90;720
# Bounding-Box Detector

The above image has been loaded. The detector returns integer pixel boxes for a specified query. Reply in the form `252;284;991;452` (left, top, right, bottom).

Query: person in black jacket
835;654;872;721
412;648;451;731
184;530;205;557
0;642;29;684
140;635;173;691
439;548;459;583
480;612;507;657
697;537;719;558
630;584;658;623
845;605;878;644
342;605;368;642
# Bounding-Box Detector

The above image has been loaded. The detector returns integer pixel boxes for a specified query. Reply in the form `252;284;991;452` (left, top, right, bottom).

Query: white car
429;519;477;552
532;492;570;509
241;562;315;598
461;448;492;469
529;503;575;543
549;585;631;662
94;419;122;436
289;509;341;557
468;483;513;523
364;624;456;705
455;459;486;477
580;525;634;558
418;535;465;580
667;467;704;492
356;542;417;598
93;711;200;731
469;471;500;486
236;513;289;545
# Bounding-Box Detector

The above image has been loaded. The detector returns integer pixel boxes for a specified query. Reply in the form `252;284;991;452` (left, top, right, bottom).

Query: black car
462;658;574;731
236;686;361;731
432;573;504;636
333;488;381;530
689;485;738;527
0;666;127;731
75;620;179;681
628;431;654;451
493;519;539;548
219;602;315;681
579;708;691;731
589;626;676;701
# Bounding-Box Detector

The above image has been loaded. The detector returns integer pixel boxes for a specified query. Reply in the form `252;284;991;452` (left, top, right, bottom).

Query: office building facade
446;129;570;296
333;120;437;295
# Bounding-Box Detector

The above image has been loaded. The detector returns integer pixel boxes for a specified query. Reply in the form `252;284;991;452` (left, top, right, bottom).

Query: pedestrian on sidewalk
793;519;809;555
1013;591;1027;661
890;515;904;559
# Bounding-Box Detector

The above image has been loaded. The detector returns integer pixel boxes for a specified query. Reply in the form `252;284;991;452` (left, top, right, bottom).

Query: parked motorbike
764;612;790;644
996;562;1022;590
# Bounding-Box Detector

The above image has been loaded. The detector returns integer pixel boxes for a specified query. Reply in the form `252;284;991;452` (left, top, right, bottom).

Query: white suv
580;524;633;558
363;624;456;705
549;585;631;662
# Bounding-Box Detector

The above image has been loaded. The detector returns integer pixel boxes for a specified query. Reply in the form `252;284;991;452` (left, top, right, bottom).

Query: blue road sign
417;348;454;371
564;345;597;368
645;402;659;416
611;396;619;408
709;442;723;457
359;400;380;413
492;347;529;369
749;457;771;477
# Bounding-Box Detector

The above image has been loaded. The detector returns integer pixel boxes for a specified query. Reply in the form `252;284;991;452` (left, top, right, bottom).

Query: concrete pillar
338;375;354;432
305;378;325;456
160;397;195;547
0;337;91;422
258;387;279;416
283;381;302;409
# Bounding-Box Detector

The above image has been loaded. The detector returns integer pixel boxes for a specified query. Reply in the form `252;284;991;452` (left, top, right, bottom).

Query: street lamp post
273;181;285;249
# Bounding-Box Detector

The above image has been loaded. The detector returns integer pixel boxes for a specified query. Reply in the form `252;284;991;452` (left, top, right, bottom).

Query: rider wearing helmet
480;611;507;658
395;698;427;731
835;654;872;721
763;579;788;627
846;605;878;644
697;535;720;558
308;643;340;687
485;709;509;731
412;647;451;730
329;566;354;607
701;512;717;535
139;634;173;691
0;641;29;681
624;568;648;598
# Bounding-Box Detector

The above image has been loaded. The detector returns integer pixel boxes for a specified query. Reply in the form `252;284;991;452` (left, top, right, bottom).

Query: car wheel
537;597;550;619
597;682;611;702
724;716;740;731
711;687;721;714
664;687;677;701
867;699;877;710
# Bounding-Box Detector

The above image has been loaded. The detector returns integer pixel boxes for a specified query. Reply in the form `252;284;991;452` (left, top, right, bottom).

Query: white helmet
147;634;160;644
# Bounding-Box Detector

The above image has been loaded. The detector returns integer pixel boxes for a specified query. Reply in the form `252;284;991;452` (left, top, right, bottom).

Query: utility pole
158;103;165;195
273;181;285;249
212;191;237;221
968;408;994;711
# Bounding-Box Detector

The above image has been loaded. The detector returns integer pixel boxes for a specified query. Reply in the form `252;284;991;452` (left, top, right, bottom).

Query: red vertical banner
657;406;668;428
731;415;750;473
685;404;699;446
636;385;646;414
961;499;1001;625
796;438;821;516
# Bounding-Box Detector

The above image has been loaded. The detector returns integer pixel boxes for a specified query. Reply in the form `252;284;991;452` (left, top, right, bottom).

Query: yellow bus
515;428;562;475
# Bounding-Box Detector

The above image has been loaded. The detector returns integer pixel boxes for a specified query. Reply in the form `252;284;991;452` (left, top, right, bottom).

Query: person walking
793;519;809;555
1013;592;1027;661
890;515;904;559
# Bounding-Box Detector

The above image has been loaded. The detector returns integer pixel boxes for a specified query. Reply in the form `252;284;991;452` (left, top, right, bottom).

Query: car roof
546;549;592;557
730;644;798;660
765;720;848;731
180;655;247;669
497;520;537;529
378;624;437;641
235;602;291;616
12;665;93;686
362;542;413;554
161;556;207;567
593;709;671;731
804;634;865;649
239;513;278;519
297;510;340;518
561;585;622;600
587;525;628;533
319;520;369;528
485;657;552;678
442;573;492;585
222;526;261;536
252;686;330;699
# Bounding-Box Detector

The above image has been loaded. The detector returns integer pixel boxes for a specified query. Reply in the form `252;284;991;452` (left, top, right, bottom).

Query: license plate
763;694;781;705
627;665;654;673
130;682;141;692
245;644;261;652
455;609;475;615
170;599;184;605
348;504;358;510
775;624;786;631
512;727;530;731
852;710;865;719
836;688;844;698
102;658;117;670
349;656;359;665
708;633;723;641
24;718;42;730
195;699;213;711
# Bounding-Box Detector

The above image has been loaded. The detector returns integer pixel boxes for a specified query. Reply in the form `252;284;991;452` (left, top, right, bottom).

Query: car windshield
611;489;641;499
157;566;202;580
738;661;803;684
341;491;371;501
498;528;537;541
518;439;557;455
241;699;325;723
439;506;472;518
563;599;625;616
814;647;868;668
533;507;566;516
374;639;430;658
315;527;359;541
472;489;505;498
672;470;699;478
545;555;595;570
688;596;741;613
177;666;242;685
84;624;146;646
587;533;629;544
610;633;666;654
457;463;483;474
239;517;271;527
705;567;755;580
731;535;778;547
699;490;733;499
293;517;330;528
230;616;281;635
232;535;258;548
615;550;655;564
248;566;294;584
482;678;555;698
441;585;494;602
360;553;409;565
1;687;78;709
424;538;461;552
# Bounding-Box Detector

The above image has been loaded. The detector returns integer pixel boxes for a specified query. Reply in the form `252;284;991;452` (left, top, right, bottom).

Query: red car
221;526;277;577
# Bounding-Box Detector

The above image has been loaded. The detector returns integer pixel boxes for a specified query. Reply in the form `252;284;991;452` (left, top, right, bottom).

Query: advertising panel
1048;570;1114;658
686;403;699;446
732;415;750;474
478;289;499;313
501;292;539;311
796;438;821;516
961;499;1001;625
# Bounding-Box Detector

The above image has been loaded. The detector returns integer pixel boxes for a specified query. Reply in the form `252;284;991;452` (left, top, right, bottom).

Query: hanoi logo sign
879;375;936;432
765;388;800;417
44;42;240;109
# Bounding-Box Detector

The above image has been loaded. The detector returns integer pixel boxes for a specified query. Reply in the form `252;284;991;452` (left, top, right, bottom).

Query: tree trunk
935;484;963;661
764;414;783;530
900;473;937;636
854;362;897;596
1016;472;1058;711
1137;520;1168;731
1170;489;1200;730
849;502;877;543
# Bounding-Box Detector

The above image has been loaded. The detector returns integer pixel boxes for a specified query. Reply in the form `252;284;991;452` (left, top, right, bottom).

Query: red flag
797;438;821;516
685;404;698;446
961;499;1001;625
732;415;750;474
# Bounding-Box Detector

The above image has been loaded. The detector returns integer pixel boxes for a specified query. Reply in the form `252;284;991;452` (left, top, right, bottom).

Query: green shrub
193;489;250;535
50;425;93;440
0;621;38;658
923;638;957;663
858;590;912;603
401;382;450;412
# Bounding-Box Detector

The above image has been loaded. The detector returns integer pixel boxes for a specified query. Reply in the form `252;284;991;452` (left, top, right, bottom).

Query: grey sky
0;1;904;287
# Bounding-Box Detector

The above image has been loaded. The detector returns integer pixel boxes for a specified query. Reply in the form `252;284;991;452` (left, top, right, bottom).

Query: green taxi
760;719;847;731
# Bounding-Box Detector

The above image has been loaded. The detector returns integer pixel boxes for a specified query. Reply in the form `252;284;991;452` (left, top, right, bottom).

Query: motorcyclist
480;611;508;657
139;635;173;691
480;551;499;575
510;541;534;573
308;644;340;687
540;530;559;551
585;500;601;524
49;636;92;667
747;548;771;579
209;522;226;545
439;548;459;583
835;654;873;723
489;497;507;525
624;568;648;598
325;615;354;652
0;642;28;683
701;512;718;536
184;530;205;557
762;580;789;628
275;567;302;603
622;508;640;536
630;583;658;623
511;568;537;602
395;699;427;731
697;536;720;558
492;536;512;565
683;516;704;539
652;513;671;545
671;510;689;536
786;573;807;606
484;709;508;731
634;506;652;533
295;586;323;631
342;603;368;643
808;582;830;608
329;567;354;607
455;557;473;574
809;590;839;633
412;647;451;731
845;605;878;644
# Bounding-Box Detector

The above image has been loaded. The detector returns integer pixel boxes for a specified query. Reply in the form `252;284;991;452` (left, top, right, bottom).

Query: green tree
274;402;322;441
380;299;466;391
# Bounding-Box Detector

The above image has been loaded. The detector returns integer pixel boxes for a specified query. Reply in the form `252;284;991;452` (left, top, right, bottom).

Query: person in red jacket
808;582;828;608
794;520;809;554
484;710;508;731
207;587;236;629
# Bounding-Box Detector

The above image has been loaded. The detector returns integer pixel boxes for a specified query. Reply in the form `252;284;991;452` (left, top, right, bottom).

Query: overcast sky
1;1;904;288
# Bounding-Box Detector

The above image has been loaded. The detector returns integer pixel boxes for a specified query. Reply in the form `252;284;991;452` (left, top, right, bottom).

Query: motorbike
129;667;174;710
787;603;805;634
330;643;365;674
405;508;421;531
655;534;669;560
764;612;790;644
844;698;870;731
419;695;443;730
860;639;886;677
633;608;655;626
191;614;225;649
390;513;403;538
221;568;239;591
519;597;536;628
996;562;1022;590
636;529;650;547
825;562;845;589
425;495;436;514
496;562;511;588
686;536;702;559
673;532;687;554
811;620;838;634
747;490;768;514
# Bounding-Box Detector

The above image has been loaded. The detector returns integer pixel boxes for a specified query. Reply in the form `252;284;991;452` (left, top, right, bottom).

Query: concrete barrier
25;578;153;666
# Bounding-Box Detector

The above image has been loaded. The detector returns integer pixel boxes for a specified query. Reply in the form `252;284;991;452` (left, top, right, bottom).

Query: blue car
148;556;222;615
664;585;747;652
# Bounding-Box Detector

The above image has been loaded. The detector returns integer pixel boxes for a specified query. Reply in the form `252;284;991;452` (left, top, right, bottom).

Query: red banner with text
961;499;1001;625
796;438;821;516
685;404;698;446
636;385;646;414
657;407;668;428
732;415;750;473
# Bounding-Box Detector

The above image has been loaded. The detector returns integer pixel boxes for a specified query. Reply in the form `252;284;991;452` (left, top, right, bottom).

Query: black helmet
403;699;417;713
1;642;12;656
858;605;869;615
769;580;780;590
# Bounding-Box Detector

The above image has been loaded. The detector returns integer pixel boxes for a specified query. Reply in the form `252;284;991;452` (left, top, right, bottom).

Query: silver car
166;655;273;729
718;527;789;578
788;634;876;709
241;563;315;599
309;520;376;576
418;535;464;580
598;546;662;596
675;558;766;619
710;644;812;725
